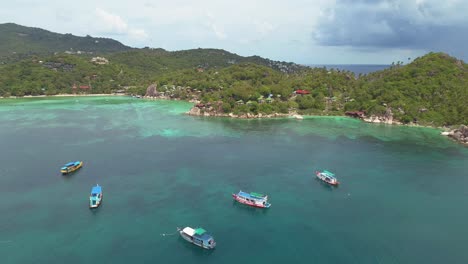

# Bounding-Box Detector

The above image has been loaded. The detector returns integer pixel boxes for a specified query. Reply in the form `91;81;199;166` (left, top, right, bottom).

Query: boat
315;170;339;185
89;184;103;208
179;227;216;249
60;161;83;175
232;191;271;208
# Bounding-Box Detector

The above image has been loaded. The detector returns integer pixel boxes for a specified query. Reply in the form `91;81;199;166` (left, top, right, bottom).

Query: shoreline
1;93;465;145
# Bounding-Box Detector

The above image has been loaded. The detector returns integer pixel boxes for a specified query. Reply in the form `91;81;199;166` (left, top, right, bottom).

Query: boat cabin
89;185;102;208
180;227;216;249
316;170;339;185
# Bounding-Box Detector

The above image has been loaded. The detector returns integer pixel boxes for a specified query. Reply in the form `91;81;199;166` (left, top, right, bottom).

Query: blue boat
89;184;103;209
61;161;83;174
179;227;216;249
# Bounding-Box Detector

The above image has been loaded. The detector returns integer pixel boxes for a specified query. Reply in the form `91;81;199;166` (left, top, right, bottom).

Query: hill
0;23;306;73
0;23;132;58
109;48;306;75
0;54;141;96
0;23;465;126
347;52;467;126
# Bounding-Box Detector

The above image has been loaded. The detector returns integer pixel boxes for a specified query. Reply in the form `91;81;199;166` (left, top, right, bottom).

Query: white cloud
204;11;227;40
94;8;148;40
254;21;275;37
2;0;464;63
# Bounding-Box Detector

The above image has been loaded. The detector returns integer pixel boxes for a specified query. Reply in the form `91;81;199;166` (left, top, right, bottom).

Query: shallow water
0;96;467;264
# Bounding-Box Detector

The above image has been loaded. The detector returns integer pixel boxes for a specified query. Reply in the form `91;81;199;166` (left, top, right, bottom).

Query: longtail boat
60;161;83;175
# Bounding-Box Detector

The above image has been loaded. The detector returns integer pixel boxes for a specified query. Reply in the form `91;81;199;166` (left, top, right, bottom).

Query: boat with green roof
179;227;216;249
232;190;271;208
315;170;339;186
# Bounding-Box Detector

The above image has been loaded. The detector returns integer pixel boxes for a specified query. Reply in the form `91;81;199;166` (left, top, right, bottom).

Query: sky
1;0;467;64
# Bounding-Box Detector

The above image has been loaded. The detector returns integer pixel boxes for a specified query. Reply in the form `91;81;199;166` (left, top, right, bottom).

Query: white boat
315;170;339;186
89;184;103;208
179;227;216;249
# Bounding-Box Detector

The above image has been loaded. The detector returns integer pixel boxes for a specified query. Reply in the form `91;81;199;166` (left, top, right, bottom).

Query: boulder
145;84;158;97
187;107;201;116
460;125;468;137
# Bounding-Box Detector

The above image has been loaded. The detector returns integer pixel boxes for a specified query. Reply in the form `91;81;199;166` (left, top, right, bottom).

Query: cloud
95;8;148;40
204;12;227;40
313;0;468;59
254;20;275;37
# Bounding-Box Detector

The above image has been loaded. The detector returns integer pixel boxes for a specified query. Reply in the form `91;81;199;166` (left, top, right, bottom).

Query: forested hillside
0;23;465;126
0;23;131;58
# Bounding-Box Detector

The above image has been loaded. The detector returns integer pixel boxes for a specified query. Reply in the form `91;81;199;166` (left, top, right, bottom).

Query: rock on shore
441;125;468;145
362;107;402;125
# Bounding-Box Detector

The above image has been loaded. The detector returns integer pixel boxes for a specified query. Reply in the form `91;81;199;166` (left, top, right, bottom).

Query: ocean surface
308;64;390;75
0;96;467;264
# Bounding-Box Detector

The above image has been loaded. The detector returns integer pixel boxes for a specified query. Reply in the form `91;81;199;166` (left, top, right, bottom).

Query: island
0;23;466;144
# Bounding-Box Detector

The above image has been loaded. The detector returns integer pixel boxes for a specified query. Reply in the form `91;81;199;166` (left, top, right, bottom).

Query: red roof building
295;89;310;95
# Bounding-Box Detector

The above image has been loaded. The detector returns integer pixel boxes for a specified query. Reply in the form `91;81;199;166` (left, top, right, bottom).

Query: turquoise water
0;96;467;264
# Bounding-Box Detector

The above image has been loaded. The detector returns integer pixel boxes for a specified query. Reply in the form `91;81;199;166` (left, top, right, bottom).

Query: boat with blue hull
61;161;83;175
89;184;103;209
179;227;216;249
232;191;271;208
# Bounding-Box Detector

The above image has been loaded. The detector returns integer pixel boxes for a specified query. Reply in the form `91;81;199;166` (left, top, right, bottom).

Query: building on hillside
91;57;109;65
295;89;310;95
72;83;91;92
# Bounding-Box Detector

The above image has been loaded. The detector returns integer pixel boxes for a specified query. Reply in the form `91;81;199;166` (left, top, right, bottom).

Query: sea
0;96;467;264
308;64;390;75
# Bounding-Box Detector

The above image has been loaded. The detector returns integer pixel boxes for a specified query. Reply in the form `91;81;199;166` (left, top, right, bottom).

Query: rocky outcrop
145;84;158;97
363;107;402;125
442;125;468;145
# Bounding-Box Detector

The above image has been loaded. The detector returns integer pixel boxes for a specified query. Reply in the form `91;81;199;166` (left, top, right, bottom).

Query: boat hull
61;162;83;175
232;194;271;208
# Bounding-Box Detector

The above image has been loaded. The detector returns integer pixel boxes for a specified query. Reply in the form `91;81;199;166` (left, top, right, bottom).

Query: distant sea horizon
305;64;390;75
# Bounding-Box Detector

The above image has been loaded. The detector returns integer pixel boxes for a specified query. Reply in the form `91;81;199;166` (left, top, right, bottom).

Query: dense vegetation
0;23;131;59
348;53;468;125
0;23;466;126
0;54;142;96
109;48;306;75
144;53;466;126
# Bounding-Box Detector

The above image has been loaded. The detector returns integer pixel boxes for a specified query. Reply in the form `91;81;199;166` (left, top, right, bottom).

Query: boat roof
322;170;336;177
194;228;206;235
182;227;210;237
91;185;102;194
238;191;267;200
182;227;195;236
64;161;80;166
